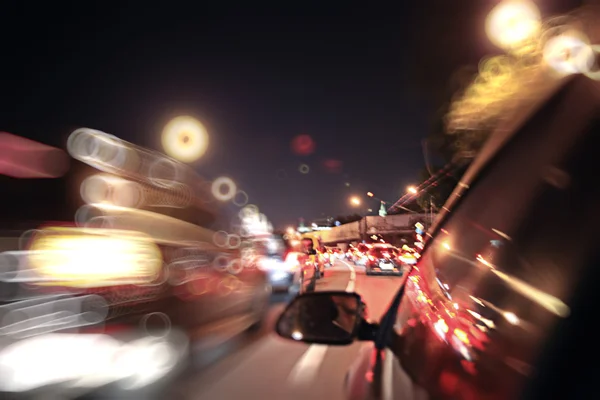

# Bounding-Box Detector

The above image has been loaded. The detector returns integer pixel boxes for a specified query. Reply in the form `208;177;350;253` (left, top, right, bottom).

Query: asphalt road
172;258;403;400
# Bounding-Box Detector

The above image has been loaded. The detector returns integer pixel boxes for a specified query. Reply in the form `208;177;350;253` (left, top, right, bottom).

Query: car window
393;86;600;399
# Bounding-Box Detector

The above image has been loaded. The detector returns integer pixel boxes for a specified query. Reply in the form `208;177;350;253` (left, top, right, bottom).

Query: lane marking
340;259;356;292
382;348;394;400
287;344;329;387
287;259;357;387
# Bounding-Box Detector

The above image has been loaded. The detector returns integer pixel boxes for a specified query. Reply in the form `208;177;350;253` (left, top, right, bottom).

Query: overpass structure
312;213;436;246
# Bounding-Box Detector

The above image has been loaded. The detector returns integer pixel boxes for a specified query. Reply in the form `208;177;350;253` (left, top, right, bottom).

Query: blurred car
346;246;361;263
301;237;325;278
398;249;418;266
352;243;371;266
319;248;333;268
0;132;271;398
332;248;344;260
275;75;600;399
254;234;305;293
364;245;403;276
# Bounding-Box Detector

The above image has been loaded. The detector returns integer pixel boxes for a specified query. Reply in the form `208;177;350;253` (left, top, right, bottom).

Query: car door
384;76;600;400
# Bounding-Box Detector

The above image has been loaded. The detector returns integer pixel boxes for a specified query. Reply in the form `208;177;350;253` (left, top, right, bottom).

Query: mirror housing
275;291;377;345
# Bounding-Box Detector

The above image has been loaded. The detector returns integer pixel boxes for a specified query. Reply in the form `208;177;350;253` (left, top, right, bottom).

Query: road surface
171;258;403;400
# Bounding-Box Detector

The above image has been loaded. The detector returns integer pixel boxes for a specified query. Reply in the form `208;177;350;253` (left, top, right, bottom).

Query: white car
258;252;303;292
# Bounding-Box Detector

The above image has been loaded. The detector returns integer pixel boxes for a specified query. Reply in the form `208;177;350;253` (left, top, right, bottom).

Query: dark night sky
0;1;582;228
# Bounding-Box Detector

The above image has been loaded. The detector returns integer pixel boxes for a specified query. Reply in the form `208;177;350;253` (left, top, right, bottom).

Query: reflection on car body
276;75;600;399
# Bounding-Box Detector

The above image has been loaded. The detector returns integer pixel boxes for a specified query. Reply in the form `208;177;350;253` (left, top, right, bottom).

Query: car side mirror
276;291;376;345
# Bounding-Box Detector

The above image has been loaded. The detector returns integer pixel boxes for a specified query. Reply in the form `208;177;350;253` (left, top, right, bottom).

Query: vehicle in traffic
319;248;333;268
301;237;325;279
364;245;403;276
352;243;371;266
0;131;271;398
345;246;358;262
275;75;599;399
253;234;305;293
331;247;344;260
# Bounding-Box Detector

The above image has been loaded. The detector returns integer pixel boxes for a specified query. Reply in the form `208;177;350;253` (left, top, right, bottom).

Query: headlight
26;227;162;287
270;270;290;281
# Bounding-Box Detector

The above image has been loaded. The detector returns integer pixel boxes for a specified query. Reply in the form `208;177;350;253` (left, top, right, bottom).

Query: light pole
366;191;389;217
406;185;435;227
350;195;370;242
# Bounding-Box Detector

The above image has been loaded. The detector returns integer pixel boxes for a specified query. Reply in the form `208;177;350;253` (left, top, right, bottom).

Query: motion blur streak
80;173;194;209
448;6;600;134
0;129;273;397
0;331;188;392
79;203;219;249
67;128;212;204
26;227;162;287
0;132;69;178
0;294;108;339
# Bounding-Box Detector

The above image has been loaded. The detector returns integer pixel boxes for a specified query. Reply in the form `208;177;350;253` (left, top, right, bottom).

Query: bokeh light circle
148;158;181;188
213;231;229;247
291;134;316;156
232;190;249;207
67;128;128;169
213;255;230;272
161;116;209;163
485;0;541;52
276;169;288;180
227;259;244;275
543;32;596;75
323;159;343;174
227;234;241;249
211;177;236;201
140;312;172;338
299;164;310;174
75;205;102;227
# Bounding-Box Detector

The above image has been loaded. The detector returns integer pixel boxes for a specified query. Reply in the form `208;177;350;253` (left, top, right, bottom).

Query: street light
366;192;374;197
350;196;361;206
485;0;541;52
407;186;418;194
161;116;209;163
